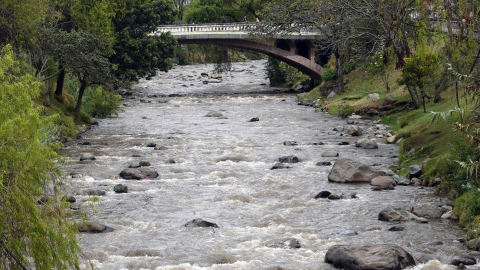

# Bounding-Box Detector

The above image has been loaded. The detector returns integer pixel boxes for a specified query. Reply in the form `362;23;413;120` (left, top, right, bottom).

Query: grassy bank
300;62;480;239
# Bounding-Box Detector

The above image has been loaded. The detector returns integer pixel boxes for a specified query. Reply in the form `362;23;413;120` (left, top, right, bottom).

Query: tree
0;44;80;270
110;0;178;86
184;0;225;23
398;52;439;111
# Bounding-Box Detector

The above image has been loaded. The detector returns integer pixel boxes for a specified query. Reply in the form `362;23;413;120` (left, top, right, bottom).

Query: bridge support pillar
310;78;322;88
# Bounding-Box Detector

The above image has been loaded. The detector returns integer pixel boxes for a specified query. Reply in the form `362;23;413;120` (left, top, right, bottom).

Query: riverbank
298;62;480;241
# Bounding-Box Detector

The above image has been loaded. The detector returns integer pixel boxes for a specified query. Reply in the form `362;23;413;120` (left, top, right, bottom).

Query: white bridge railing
156;23;254;33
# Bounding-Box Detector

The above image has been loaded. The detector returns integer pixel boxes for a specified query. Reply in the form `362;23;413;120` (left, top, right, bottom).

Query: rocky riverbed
59;60;476;269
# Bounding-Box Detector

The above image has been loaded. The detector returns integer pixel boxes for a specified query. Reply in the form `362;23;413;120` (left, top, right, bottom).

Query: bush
342;104;354;118
454;189;480;227
82;86;124;117
323;69;337;81
342;62;357;74
265;56;286;86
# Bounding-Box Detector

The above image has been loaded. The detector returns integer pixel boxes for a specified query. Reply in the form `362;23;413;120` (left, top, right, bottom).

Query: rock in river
120;168;147;180
278;155;299;163
328;159;382;183
184;218;218;228
325;244;416;270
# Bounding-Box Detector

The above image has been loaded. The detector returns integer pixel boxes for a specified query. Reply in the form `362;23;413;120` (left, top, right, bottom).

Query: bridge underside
177;39;323;81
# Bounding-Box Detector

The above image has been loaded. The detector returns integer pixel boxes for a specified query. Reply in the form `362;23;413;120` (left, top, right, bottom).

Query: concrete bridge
154;23;323;83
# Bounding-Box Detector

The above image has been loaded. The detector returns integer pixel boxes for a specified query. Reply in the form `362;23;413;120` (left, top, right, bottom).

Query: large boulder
119;168;147;180
371;176;396;188
325;244;416;270
411;204;444;218
378;207;419;222
346;125;363;136
328;159;382;183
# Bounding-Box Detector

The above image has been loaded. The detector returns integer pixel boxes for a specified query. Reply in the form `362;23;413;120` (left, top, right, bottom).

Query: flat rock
325;244;416;270
328;159;382;183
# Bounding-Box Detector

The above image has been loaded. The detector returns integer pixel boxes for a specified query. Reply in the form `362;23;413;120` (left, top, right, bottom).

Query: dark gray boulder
278;156;299;163
184;218;218;228
451;256;476;266
315;191;331;199
325;244;416;270
249;117;259;122
114;184;128;193
120;168;146;180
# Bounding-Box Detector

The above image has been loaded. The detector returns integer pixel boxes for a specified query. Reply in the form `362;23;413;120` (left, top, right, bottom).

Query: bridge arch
177;38;323;80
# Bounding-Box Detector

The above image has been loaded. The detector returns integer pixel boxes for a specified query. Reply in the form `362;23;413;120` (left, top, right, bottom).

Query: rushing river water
59;60;472;270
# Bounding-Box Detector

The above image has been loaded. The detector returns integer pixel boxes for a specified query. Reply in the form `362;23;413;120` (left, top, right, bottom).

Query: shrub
342;104;354;118
82;86;124;117
342;62;357;74
454;189;480;227
323;69;337;81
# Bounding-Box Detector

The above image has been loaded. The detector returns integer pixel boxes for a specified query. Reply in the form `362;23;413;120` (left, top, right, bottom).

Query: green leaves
0;44;80;270
110;0;177;84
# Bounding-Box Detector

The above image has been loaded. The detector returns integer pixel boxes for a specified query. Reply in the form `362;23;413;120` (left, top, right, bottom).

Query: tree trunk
334;50;344;93
456;81;461;108
75;80;87;113
44;78;51;107
407;85;419;109
434;69;448;103
54;66;65;97
446;7;454;44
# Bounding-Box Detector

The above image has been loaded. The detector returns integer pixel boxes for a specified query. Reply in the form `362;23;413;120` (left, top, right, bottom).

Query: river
59;60;470;270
